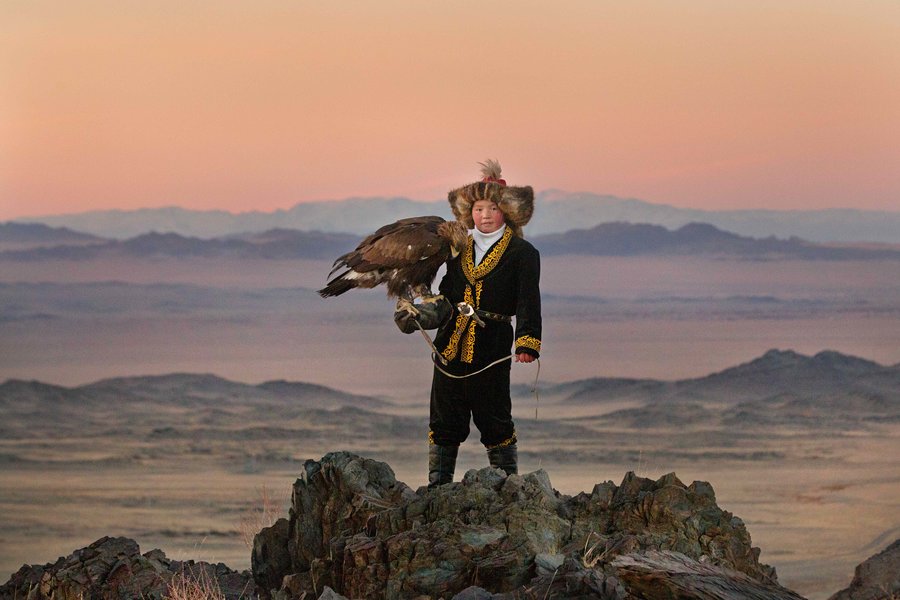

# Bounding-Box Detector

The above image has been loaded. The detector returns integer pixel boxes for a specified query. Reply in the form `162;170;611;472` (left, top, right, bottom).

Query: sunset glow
2;1;899;220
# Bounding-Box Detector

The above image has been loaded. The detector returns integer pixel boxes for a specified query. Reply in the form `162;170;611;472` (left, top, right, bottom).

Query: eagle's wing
319;216;460;299
336;216;449;274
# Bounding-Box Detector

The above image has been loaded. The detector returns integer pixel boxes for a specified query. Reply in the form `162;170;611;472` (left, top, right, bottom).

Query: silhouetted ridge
532;222;900;259
0;222;104;244
0;229;359;260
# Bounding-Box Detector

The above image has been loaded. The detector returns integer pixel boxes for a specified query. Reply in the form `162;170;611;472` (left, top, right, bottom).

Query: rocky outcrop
2;452;814;600
0;535;256;600
829;538;900;600
252;451;803;600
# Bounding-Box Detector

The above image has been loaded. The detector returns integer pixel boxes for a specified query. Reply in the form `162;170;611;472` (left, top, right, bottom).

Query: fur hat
448;160;534;237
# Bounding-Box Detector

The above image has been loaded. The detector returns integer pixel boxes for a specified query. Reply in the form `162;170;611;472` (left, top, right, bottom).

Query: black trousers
429;361;516;448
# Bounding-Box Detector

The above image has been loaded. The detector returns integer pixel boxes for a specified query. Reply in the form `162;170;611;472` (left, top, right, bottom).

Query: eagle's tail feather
318;278;356;298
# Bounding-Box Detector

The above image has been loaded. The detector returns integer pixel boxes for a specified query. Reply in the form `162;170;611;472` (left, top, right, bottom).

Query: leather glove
394;298;452;334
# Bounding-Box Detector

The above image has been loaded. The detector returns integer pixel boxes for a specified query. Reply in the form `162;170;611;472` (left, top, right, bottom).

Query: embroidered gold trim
486;431;517;450
462;320;476;363
461;281;483;364
441;285;474;362
428;430;435;445
515;335;542;352
462;227;513;285
441;313;467;362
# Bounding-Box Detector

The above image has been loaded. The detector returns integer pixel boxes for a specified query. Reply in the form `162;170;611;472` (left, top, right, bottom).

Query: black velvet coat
433;227;542;374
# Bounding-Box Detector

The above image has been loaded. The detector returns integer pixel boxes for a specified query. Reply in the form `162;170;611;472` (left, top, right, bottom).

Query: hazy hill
13;198;439;240
3;223;898;262
14;191;900;243
536;190;900;244
0;229;359;261
0;373;601;455
521;349;900;430
534;222;900;259
681;349;895;400
0;222;106;250
0;373;387;414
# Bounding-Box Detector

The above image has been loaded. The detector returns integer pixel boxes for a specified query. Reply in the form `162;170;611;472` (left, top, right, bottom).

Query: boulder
0;535;257;600
829;538;900;600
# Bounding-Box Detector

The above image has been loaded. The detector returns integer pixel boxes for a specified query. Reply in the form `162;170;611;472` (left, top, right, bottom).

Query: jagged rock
612;550;806;599
252;451;801;600
829;538;900;600
253;516;292;594
0;535;257;600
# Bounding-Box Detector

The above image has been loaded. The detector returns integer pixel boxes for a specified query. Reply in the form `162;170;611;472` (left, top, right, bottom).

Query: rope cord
413;318;542;420
431;353;512;379
430;353;541;421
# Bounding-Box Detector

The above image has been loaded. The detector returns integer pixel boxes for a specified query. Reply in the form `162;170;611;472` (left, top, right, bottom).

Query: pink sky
2;1;899;221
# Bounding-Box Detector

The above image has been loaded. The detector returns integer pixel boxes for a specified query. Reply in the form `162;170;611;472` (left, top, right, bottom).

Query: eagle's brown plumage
318;216;469;300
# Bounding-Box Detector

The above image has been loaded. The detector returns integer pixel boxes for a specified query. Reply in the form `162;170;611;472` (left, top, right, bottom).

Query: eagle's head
439;220;470;258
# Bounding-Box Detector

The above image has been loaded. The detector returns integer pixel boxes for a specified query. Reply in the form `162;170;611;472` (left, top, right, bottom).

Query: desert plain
1;252;899;600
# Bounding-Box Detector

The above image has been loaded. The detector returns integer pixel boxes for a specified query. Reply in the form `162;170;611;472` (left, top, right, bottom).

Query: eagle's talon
396;298;419;317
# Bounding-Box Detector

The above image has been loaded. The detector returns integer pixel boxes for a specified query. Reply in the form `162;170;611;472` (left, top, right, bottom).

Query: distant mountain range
534;222;900;259
520;349;900;431
0;373;406;460
13;191;900;243
0;227;358;261
0;372;388;417
3;221;898;261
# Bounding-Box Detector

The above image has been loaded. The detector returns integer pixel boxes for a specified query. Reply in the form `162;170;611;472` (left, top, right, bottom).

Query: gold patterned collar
462;227;513;284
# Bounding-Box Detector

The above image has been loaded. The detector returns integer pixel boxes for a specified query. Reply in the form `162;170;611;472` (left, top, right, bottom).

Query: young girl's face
472;200;505;234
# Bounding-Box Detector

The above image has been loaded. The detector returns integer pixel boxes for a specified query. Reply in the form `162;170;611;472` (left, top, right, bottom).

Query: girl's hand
515;353;535;363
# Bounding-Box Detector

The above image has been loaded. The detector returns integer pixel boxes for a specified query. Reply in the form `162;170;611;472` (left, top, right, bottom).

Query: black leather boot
487;443;518;476
428;444;458;488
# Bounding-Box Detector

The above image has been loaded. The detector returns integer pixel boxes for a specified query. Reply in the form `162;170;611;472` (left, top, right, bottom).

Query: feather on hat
447;160;534;237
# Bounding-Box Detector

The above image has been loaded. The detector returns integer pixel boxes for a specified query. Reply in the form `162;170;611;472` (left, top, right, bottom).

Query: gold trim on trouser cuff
485;431;517;450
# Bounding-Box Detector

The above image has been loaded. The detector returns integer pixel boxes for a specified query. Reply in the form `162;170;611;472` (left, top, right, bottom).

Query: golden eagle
317;216;469;308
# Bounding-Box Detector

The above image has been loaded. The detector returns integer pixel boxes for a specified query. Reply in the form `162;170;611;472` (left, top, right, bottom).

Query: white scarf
471;224;507;265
